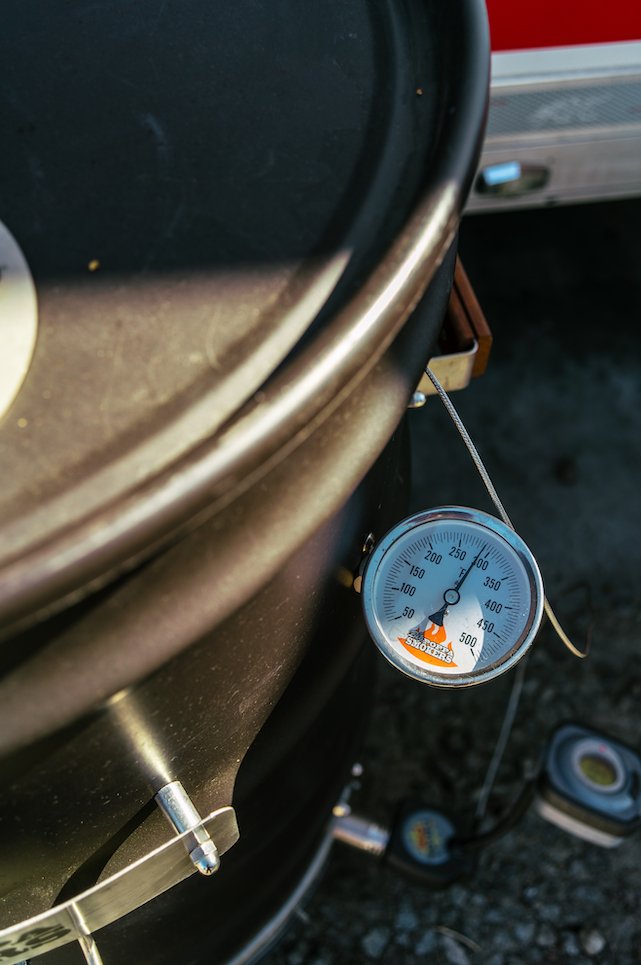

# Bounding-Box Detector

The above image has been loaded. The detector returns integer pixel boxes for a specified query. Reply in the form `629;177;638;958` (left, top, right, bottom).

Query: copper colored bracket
416;258;493;397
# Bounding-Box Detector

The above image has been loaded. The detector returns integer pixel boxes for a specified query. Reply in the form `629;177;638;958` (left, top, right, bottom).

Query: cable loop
423;365;589;660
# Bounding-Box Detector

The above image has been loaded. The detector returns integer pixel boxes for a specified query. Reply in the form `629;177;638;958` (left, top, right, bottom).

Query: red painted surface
486;0;641;51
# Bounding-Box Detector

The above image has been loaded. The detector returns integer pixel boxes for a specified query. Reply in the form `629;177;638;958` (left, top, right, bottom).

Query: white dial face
362;509;543;687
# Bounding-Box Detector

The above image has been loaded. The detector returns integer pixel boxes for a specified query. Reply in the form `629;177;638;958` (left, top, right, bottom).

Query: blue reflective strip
482;161;522;186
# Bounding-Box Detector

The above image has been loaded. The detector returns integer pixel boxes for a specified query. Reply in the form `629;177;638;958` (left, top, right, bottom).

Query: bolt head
190;840;220;876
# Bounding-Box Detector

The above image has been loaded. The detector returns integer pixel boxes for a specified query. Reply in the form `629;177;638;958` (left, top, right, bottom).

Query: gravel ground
263;199;641;965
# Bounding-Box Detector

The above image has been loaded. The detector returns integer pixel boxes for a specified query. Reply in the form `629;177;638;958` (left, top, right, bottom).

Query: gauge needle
427;604;448;627
428;546;486;626
455;545;486;591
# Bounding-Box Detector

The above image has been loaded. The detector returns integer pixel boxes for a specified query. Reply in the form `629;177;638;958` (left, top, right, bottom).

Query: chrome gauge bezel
361;506;544;688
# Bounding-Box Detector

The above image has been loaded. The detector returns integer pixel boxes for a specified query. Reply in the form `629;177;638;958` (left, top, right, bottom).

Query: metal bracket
410;258;492;407
0;806;238;965
417;338;479;397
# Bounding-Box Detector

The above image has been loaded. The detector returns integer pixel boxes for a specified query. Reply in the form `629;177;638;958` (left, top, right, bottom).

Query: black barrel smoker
0;2;488;962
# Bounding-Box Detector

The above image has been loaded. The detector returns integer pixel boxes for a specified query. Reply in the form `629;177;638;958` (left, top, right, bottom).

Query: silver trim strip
227;831;335;965
492;41;641;87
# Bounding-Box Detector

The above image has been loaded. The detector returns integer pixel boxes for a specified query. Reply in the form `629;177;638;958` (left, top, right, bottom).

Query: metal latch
412;258;492;404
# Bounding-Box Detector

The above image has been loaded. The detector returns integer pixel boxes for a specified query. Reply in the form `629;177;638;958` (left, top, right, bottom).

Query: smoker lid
0;0;488;630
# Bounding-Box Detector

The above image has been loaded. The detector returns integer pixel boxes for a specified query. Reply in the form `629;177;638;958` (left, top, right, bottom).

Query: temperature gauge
361;507;544;687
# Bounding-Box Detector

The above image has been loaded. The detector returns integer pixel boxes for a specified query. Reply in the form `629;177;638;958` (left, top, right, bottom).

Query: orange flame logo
423;622;447;645
398;621;457;668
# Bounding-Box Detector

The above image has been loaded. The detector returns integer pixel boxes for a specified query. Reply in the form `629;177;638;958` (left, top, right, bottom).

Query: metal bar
69;905;104;965
0;807;238;965
331;814;389;857
155;782;220;876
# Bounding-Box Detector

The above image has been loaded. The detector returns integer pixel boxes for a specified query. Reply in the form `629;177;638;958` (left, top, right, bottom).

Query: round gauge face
361;507;544;688
572;739;626;794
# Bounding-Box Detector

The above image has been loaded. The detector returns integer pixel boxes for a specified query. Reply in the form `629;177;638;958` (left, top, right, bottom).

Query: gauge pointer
428;547;486;626
454;546;486;591
427;604;448;627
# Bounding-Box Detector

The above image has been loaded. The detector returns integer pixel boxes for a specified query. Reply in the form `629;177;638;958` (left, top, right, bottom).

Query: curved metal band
0;0;490;634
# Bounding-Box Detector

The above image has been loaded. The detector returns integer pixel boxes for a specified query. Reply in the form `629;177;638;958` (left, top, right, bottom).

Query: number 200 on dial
361;507;544;688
